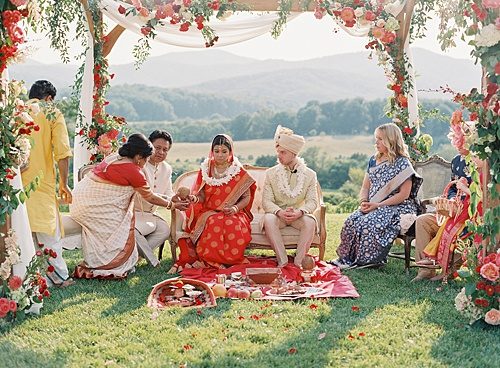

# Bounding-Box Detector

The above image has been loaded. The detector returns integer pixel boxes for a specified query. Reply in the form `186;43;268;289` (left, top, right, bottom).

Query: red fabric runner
180;256;359;299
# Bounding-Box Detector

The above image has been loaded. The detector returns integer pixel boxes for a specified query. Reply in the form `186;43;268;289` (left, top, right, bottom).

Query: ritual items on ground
301;255;317;282
148;278;216;309
245;267;281;285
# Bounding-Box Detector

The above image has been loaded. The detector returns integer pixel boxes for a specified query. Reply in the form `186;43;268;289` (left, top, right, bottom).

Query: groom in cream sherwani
262;126;319;268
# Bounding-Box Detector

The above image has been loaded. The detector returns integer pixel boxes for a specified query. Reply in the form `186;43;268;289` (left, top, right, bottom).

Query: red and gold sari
177;149;256;268
424;194;483;273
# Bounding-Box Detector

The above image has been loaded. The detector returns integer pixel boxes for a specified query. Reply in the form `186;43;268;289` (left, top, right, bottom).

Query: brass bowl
246;268;280;285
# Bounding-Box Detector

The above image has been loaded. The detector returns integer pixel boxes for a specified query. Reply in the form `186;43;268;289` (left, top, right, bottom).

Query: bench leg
319;242;325;261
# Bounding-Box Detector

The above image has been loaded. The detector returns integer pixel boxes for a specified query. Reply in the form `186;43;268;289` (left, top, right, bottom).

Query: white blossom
475;24;500;47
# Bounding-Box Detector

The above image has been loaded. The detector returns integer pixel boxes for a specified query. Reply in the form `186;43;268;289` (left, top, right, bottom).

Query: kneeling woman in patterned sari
169;134;257;273
332;123;422;269
70;133;174;279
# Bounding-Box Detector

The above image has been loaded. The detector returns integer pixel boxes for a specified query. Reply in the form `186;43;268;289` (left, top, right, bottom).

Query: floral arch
0;0;499;323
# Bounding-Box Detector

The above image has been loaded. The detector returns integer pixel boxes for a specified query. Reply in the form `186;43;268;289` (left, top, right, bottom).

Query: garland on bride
200;156;242;186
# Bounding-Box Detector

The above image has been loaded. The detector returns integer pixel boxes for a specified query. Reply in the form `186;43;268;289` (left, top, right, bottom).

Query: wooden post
0;215;12;264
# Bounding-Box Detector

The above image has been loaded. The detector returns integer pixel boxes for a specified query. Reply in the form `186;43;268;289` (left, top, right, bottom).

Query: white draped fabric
10;168;35;278
1;69;35;279
74;0;419;182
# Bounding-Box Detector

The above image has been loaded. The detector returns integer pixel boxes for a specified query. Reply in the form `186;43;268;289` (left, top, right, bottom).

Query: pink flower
447;123;465;151
8;275;22;290
131;0;143;11
183;0;192;6
450;110;463;125
340;7;355;23
9;0;28;6
496;17;500;30
372;27;385;39
480;262;499;282
485;308;500;325
482;0;500;9
364;10;376;21
314;9;324;20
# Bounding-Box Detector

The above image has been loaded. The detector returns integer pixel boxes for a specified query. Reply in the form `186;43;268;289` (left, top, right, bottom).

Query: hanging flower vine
76;2;128;164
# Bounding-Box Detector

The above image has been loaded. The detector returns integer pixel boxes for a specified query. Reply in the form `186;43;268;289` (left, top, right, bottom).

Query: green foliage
35;0;87;63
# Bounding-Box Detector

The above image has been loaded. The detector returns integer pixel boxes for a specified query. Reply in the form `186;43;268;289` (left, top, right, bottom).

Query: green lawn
1;214;499;367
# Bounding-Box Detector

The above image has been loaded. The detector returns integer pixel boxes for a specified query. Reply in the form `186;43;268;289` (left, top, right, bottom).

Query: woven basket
434;180;464;225
147;278;217;309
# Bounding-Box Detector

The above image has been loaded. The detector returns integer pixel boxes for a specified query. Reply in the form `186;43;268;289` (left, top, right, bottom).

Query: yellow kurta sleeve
51;111;72;161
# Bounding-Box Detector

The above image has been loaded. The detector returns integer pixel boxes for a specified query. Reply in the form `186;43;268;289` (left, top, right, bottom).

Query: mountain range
10;48;480;109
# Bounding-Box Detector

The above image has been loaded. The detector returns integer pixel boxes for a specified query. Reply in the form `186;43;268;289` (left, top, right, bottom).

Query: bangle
192;195;199;203
166;201;173;210
359;199;368;204
232;205;238;213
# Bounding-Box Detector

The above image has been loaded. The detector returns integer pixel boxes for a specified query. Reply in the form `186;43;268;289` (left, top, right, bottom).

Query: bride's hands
223;205;238;215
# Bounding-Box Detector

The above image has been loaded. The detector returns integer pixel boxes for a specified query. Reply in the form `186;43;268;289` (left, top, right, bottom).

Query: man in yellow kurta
22;80;73;287
262;126;319;268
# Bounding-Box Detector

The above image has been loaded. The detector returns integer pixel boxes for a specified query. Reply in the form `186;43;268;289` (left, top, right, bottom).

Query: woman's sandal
415;258;441;269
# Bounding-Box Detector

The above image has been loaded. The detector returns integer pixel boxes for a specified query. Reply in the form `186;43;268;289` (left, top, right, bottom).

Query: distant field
168;135;374;163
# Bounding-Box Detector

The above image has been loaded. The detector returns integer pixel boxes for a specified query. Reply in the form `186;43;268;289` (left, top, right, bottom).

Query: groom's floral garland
276;157;307;198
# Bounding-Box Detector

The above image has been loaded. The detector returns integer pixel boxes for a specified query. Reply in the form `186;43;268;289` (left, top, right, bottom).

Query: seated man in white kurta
262;126;319;268
135;130;182;267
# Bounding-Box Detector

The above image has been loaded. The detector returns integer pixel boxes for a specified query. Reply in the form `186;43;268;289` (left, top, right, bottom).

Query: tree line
126;98;456;149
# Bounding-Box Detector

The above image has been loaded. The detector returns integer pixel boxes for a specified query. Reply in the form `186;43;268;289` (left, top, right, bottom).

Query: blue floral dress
337;156;422;266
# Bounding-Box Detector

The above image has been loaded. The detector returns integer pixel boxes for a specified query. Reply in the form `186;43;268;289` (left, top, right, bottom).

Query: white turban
274;125;305;155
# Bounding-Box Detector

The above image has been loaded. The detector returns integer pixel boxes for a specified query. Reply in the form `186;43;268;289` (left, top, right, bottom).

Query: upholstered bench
164;164;327;262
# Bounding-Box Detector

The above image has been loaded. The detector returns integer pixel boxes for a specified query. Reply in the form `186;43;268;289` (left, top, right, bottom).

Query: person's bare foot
167;265;179;274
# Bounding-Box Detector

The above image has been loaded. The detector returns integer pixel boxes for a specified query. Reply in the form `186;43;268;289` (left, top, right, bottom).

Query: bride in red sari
169;135;256;273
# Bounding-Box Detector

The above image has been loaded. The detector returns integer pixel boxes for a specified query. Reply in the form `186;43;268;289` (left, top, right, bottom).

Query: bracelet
232;205;238;213
166;201;173;210
359;199;368;204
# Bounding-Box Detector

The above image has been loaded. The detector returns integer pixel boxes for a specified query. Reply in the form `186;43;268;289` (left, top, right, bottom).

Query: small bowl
246;268;280;285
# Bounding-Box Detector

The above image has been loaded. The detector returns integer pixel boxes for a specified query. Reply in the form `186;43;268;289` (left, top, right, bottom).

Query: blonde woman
331;123;422;269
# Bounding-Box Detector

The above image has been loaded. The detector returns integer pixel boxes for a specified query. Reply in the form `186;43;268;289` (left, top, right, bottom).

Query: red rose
36;250;42;257
477;281;486;290
485;285;495;296
403;127;413;135
47;265;55;273
391;84;402;94
469;112;478;121
79;129;85;136
9;300;17;312
495;62;500;76
43;289;51;297
179;22;190;32
8;276;23;291
88;129;97;138
118;5;126;14
140;26;152;36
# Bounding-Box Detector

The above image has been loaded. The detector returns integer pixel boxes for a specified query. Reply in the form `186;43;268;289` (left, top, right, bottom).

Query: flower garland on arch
276;157;307;199
308;0;433;161
200;156;242;186
76;2;128;164
117;0;246;65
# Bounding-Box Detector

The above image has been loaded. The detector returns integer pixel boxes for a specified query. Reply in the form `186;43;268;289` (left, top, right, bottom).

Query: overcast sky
27;13;474;65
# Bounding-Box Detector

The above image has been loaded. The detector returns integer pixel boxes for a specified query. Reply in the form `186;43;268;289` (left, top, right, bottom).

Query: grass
167;136;375;163
1;214;499;367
